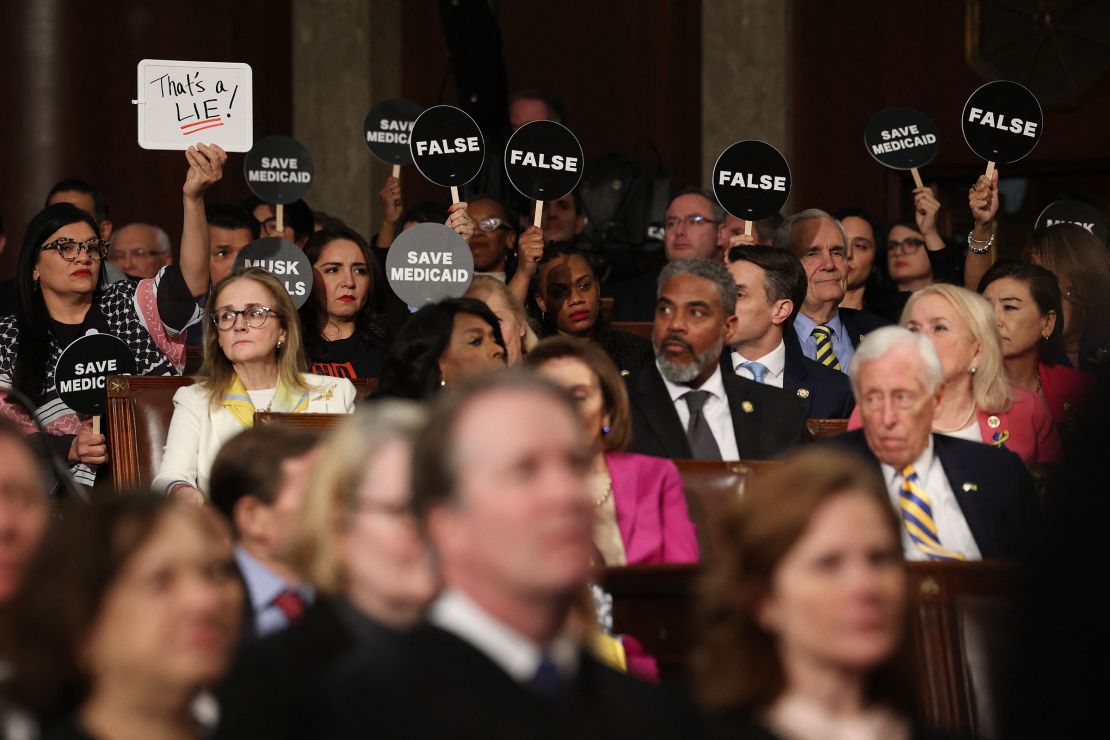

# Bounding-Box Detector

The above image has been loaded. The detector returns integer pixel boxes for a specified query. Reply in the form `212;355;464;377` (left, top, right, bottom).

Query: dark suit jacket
626;363;808;460
608;270;661;322
837;306;890;347
826;430;1040;560
723;341;855;419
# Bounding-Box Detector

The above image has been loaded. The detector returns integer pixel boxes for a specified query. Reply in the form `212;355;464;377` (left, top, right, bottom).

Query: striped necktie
810;324;841;370
899;465;966;561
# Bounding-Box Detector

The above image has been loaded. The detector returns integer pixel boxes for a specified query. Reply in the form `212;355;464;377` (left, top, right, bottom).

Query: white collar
732;340;786;377
429;589;579;683
879;435;936;488
658;360;727;405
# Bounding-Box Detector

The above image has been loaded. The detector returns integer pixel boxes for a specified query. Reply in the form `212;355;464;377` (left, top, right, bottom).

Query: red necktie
272;590;306;624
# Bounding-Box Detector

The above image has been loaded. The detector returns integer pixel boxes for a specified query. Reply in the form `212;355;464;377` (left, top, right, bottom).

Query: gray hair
773;208;848;257
847;326;944;398
658;258;737;315
668;187;725;225
111;223;171;255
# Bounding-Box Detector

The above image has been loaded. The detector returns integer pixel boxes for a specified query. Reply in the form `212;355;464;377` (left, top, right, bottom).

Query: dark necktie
682;390;722;460
528;654;563;698
272;590;306;624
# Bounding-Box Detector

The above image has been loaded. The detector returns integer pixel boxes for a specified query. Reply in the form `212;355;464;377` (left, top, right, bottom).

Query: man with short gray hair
626;258;807;460
829;326;1037;560
109;222;173;279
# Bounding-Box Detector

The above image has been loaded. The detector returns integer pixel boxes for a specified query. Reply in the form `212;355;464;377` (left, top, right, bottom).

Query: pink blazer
606;451;699;564
1039;361;1093;423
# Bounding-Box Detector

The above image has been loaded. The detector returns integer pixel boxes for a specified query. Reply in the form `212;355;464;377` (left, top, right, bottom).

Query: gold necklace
596;475;613;507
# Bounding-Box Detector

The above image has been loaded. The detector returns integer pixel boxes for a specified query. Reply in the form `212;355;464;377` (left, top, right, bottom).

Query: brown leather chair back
674;459;781;558
253;412;349;429
806;417;849;439
610;321;653;339
106;375;195;491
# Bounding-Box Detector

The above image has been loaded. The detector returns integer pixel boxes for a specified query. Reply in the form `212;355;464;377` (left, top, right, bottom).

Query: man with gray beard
625;259;809;460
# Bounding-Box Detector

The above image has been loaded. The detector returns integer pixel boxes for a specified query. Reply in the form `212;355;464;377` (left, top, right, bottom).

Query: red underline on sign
180;118;222;130
183;123;225;135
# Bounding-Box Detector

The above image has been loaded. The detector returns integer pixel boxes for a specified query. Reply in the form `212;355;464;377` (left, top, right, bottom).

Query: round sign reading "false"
864;108;940;170
56;332;137;416
962;80;1043;164
1035;200;1107;244
504;120;584;201
243;135;315;204
232;237;314;309
408;105;485;188
364;99;423;166
385;223;474;307
712;140;791;221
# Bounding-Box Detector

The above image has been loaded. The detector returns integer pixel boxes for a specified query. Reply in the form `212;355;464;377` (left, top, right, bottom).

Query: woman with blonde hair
154;268;356;502
465;274;538;365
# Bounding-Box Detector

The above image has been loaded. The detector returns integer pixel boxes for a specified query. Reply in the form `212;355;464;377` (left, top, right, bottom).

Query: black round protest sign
503;120;584;201
56;333;136;415
232;237;314;309
864;108;940;170
408;105;485;188
385;223;474;306
1035;200;1107;244
364;99;423;165
243;135;314;204
961;80;1043;163
711;140;791;221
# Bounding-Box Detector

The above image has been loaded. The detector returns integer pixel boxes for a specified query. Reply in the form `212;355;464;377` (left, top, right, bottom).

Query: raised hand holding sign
408;105;485;205
712;140;791;238
962;80;1043;179
504;120;585;227
864;107;940;189
244;135;315;235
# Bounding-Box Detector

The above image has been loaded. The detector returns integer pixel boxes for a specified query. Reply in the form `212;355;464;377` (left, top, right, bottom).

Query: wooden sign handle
985;161;996;180
534;200;544;228
450;186;460;204
743;220;753;237
391;164;401;179
910;167;924;189
275;203;284;233
92;415;100;436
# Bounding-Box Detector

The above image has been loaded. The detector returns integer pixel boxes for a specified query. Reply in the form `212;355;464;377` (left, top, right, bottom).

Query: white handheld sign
135;59;253;152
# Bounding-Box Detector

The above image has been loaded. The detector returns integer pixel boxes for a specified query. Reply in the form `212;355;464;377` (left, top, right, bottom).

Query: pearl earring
969;366;978;375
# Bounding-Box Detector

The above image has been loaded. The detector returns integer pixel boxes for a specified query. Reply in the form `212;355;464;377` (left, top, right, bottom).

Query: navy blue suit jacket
722;342;855;419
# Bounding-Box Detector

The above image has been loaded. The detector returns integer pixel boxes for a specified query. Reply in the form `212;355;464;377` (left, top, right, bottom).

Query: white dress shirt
731;341;787;389
880;438;982;561
658;362;741;460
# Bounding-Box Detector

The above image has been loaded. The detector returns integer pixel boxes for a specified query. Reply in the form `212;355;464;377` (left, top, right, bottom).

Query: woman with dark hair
979;260;1093;425
0;146;225;489
375;297;507;399
5;495;243;739
834;207;886;313
694;448;942;740
534;241;654;376
299;228;391;379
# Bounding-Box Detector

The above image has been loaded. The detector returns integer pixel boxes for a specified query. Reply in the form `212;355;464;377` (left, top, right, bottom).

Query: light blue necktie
740;361;769;384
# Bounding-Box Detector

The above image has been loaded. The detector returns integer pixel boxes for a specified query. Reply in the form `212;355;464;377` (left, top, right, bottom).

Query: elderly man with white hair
827;325;1039;560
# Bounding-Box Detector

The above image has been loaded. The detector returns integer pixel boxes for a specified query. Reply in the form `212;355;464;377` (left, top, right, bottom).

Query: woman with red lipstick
0;145;225;490
6;495;244;740
535;242;654;376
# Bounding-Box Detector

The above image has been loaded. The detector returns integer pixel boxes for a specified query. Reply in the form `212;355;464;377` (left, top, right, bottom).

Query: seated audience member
509;87;566;130
153;268;356;501
6;496;242;739
610;188;724;321
244;197;314;247
465;275;537;365
108;222;173;280
466;195;543;305
215;403;436;740
323;372;703;739
207;203;260;286
717;212;782;249
774;209;889;374
376;297;507;400
834;207;884;312
695;448;921;740
979;261;1092;425
878;188;962;321
535;241;654;375
527;337;699;565
542;191;588;244
726;246;854;419
208;426;322;640
0;146;224;489
901;284;1059;464
46;179;112;240
0;419;48;606
299;228;391;379
627;259;807;460
832;326;1038;560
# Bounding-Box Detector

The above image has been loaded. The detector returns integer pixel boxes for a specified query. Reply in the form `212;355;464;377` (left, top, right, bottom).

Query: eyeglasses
40;238;109;262
476;217;513;233
212;304;279;331
664;215;718;230
109;249;167;261
888;237;926;255
859;390;924;412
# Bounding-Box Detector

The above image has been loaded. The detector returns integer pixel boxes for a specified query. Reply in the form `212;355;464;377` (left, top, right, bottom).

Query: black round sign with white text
1035;200;1107;244
232;237;314;309
243;135;315;204
385;223;474;306
961;80;1043;163
364;99;423;165
712;140;791;221
55;332;137;415
408;105;485;188
504;120;585;201
864;108;940;170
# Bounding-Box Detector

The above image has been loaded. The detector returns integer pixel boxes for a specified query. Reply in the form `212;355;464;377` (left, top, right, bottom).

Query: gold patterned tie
899;465;966;561
810;324;841;371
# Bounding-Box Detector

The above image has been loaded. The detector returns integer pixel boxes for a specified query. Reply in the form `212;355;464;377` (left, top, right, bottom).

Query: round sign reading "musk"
962;80;1043;164
56;332;137;415
864;108;940;170
385;223;474;307
408;105;485;188
364;99;423;165
712;140;791;221
504;120;584;201
233;237;314;309
1035;200;1107;244
244;135;315;204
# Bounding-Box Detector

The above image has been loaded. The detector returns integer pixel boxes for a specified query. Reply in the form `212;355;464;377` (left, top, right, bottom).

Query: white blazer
152;373;356;495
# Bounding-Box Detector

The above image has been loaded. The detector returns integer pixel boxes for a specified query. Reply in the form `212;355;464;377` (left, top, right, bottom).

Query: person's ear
574;213;587;235
99;221;113;241
755;592;781;634
1043;309;1057;340
535;291;548;313
723;312;739;342
770;298;793;327
506;230;517;249
234;496;269;542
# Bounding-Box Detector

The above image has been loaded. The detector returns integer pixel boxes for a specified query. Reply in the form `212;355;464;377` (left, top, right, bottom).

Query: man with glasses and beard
625;259;807;460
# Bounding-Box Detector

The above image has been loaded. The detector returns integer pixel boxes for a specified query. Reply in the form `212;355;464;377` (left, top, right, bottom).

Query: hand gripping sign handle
392;164;401;179
911;168;924;189
534;200;543;228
